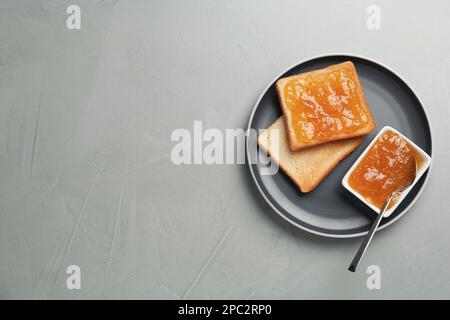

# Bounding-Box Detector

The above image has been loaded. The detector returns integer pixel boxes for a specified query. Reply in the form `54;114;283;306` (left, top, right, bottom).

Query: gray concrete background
0;0;449;299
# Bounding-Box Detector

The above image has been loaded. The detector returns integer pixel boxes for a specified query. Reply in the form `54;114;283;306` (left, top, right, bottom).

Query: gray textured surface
0;0;449;299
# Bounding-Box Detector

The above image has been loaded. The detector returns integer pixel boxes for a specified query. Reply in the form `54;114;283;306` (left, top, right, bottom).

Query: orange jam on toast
282;63;372;143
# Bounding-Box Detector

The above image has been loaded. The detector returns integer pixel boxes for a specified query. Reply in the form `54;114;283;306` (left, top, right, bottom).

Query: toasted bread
276;61;375;151
258;117;364;193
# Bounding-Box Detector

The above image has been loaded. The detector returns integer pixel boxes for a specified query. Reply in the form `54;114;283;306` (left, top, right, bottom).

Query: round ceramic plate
246;54;433;238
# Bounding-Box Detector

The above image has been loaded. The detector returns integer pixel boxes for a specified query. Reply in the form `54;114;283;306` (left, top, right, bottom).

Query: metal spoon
348;158;417;272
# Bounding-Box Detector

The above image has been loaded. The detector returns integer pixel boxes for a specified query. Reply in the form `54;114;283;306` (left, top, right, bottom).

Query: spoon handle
348;194;396;272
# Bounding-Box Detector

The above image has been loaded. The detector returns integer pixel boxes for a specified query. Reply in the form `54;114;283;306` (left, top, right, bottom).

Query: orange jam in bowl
348;130;421;209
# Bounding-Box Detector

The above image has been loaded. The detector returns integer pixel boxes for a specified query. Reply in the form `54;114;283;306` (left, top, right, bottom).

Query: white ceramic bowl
342;126;432;217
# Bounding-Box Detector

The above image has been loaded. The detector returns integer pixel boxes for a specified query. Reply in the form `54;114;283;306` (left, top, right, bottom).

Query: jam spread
348;130;420;209
283;63;370;143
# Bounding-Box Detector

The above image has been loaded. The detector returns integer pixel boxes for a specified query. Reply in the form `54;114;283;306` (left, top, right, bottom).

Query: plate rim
245;52;434;238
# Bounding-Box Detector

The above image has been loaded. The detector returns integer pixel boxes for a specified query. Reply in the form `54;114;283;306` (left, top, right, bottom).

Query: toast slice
258;117;364;193
276;61;375;151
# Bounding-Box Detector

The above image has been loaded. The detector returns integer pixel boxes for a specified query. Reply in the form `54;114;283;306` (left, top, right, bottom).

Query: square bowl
342;126;431;217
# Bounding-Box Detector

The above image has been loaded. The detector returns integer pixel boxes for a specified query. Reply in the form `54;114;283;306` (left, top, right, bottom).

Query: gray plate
246;54;433;238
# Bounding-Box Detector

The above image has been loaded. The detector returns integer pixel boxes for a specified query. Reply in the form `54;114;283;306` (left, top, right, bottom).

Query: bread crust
258;117;364;192
275;61;375;151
